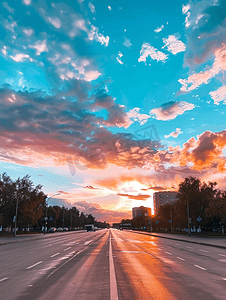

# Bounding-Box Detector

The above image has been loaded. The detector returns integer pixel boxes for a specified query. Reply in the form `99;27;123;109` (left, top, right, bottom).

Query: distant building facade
153;191;178;215
132;206;152;219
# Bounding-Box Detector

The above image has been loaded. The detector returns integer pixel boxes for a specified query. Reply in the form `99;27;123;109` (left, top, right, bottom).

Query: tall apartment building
132;206;152;219
153;191;178;215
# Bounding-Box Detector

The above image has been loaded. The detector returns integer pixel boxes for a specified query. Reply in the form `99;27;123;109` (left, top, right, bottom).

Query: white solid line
109;233;119;300
177;257;185;261
165;251;172;255
0;277;9;283
199;249;209;253
26;261;43;270
194;264;207;271
219;254;226;257
64;247;71;251
51;253;60;258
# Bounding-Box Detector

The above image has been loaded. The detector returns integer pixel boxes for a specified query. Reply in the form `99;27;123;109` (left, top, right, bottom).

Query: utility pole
181;190;191;237
14;197;19;237
70;209;72;229
170;204;173;234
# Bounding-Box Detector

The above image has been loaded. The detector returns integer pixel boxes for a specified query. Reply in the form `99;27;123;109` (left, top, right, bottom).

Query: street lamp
180;190;191;237
44;193;60;235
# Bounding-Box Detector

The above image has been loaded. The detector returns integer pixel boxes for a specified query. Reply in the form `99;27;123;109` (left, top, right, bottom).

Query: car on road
63;227;68;231
57;227;63;232
48;227;56;233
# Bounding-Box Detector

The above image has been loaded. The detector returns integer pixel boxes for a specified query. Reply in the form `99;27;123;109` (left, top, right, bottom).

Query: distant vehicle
63;227;68;231
48;227;56;233
85;224;94;232
57;227;63;232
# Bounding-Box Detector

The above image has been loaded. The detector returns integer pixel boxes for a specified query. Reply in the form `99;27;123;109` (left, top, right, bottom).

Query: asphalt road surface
1;229;226;299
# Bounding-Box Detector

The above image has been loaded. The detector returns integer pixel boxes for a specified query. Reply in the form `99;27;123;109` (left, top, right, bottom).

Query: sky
1;0;226;223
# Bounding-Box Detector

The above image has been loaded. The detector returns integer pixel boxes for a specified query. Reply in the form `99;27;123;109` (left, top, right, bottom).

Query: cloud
10;53;32;62
162;35;186;55
150;101;195;121
127;107;151;125
116;51;124;64
23;0;31;5
154;25;164;33
123;37;132;48
117;193;150;201
2;2;14;14
23;28;34;36
179;44;226;92
88;25;109;46
182;3;191;28
138;43;168;64
88;3;96;14
209;85;226;105
108;6;112;11
164;128;182;139
29;40;48;55
48;17;61;28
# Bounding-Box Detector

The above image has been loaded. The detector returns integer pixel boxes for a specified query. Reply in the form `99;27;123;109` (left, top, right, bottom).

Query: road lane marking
199;249;209;253
223;278;226;280
84;240;93;245
26;261;43;270
0;277;9;283
158;248;162;250
165;251;172;255
109;233;119;300
50;253;60;258
175;243;181;246
64;247;71;251
194;264;207;271
219;254;226;257
186;246;193;249
177;257;185;261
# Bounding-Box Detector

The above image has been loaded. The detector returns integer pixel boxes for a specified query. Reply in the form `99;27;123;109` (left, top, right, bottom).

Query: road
1;229;226;299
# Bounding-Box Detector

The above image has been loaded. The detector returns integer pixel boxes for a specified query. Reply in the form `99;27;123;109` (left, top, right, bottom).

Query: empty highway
1;229;226;299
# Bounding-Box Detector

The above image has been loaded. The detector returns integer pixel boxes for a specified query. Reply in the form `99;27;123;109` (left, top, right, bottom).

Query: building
153;191;178;215
132;206;152;219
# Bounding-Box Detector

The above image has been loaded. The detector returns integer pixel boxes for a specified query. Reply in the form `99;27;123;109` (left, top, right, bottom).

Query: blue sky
0;0;226;223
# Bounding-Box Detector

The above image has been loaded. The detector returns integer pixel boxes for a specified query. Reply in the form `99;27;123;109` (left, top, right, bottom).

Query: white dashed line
26;261;43;270
64;247;71;251
158;248;162;250
219;254;226;257
177;257;185;261
165;251;172;255
199;249;209;253
194;264;207;271
50;253;60;258
186;246;193;249
175;243;181;246
0;277;9;283
223;278;226;281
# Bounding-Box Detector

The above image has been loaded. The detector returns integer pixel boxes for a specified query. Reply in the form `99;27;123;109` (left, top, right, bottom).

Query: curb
0;230;86;246
130;230;226;250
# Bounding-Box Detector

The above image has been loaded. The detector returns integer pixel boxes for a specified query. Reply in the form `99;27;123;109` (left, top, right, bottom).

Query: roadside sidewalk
131;231;226;250
0;230;85;246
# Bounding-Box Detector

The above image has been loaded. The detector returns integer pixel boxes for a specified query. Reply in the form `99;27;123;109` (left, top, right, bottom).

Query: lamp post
181;190;191;237
13;197;19;237
44;193;60;235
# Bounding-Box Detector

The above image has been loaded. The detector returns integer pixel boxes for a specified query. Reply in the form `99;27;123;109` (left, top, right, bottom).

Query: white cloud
162;35;186;55
88;3;96;14
88;25;109;46
127;107;151;125
10;53;32;62
1;46;7;56
116;51;124;64
75;19;87;32
23;28;34;36
182;4;190;14
29;40;48;55
123;37;132;48
108;6;112;11
154;25;164;33
48;17;61;28
23;0;31;5
182;3;191;27
138;43;168;63
164;128;182;138
209;86;226;105
2;2;14;14
150;101;195;121
84;70;101;81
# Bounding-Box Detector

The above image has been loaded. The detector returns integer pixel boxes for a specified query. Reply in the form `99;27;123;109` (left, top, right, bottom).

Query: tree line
0;173;108;231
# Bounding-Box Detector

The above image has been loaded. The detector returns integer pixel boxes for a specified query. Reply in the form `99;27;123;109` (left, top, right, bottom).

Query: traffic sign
169;220;171;223
44;217;48;220
156;221;158;224
49;216;53;221
197;216;202;222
